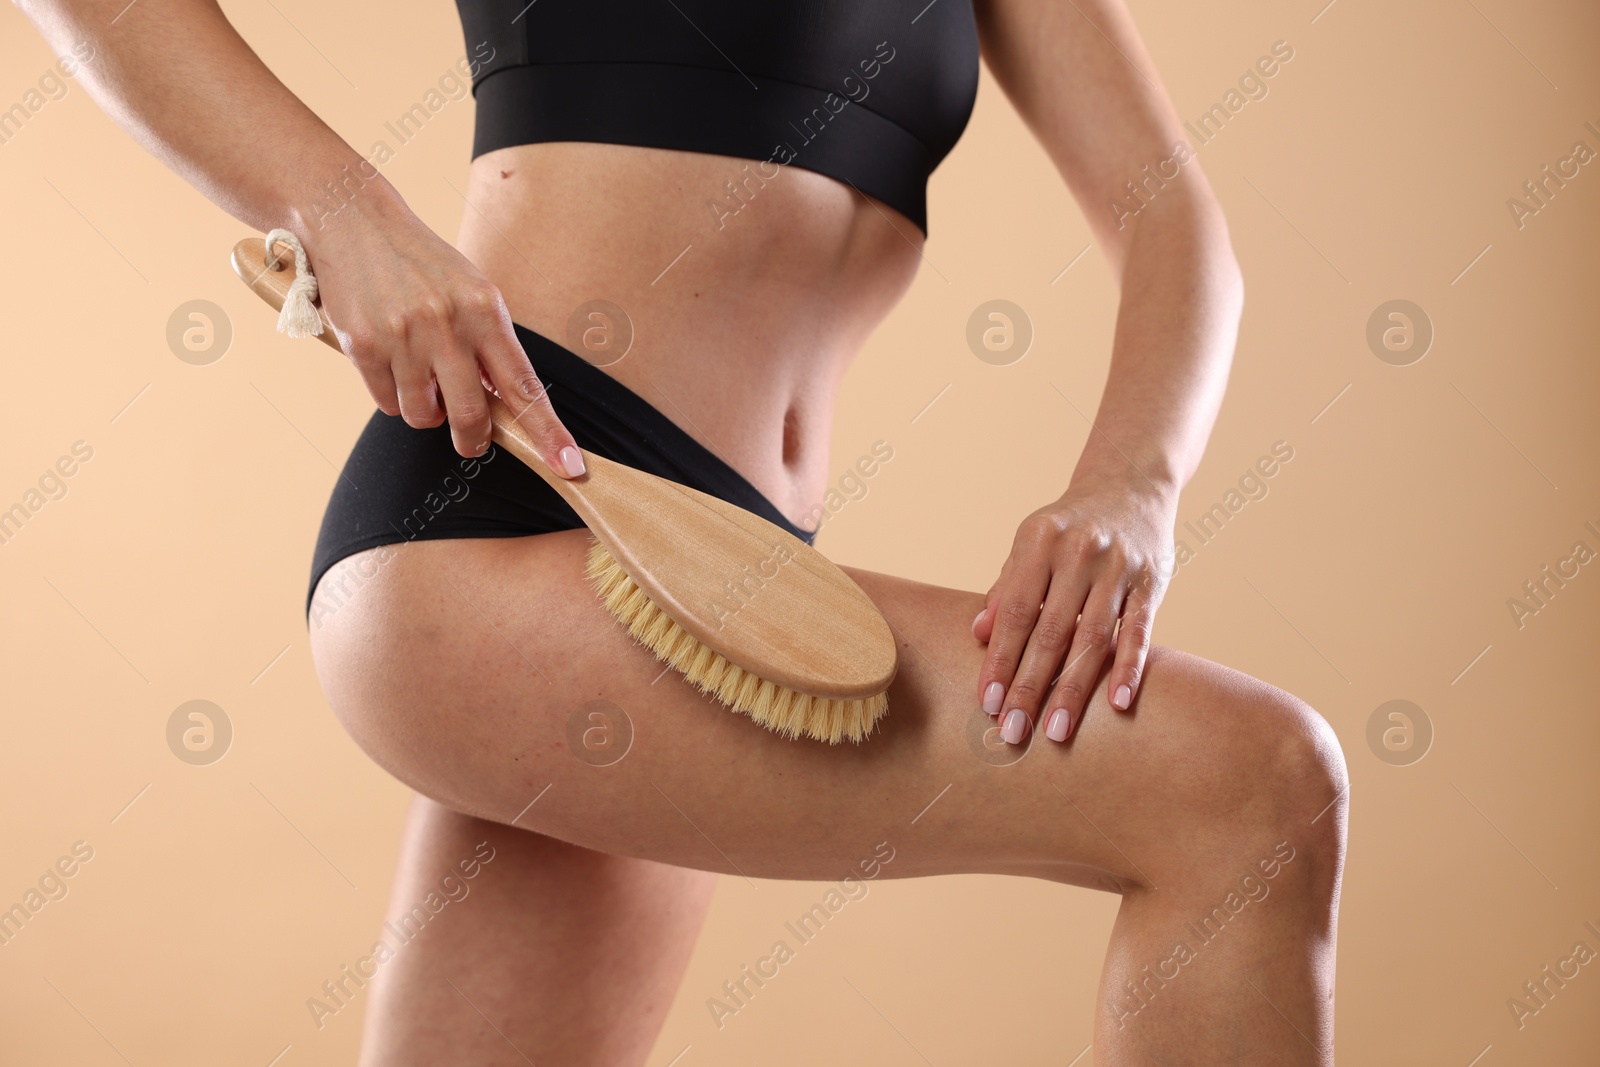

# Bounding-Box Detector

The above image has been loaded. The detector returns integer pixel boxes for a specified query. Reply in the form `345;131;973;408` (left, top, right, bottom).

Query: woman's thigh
308;533;1345;891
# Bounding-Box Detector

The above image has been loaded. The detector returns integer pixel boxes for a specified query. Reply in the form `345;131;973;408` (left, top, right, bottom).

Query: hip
306;321;821;626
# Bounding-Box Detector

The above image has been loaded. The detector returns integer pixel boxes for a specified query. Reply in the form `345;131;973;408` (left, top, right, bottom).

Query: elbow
1221;245;1245;316
1165;177;1244;313
1202;201;1245;316
1189;220;1249;322
1108;190;1245;310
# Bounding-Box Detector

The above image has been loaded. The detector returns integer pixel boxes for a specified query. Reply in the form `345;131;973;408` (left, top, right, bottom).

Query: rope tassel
262;227;324;338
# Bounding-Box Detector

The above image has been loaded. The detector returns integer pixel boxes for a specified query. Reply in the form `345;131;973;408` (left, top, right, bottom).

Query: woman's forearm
1069;186;1243;502
17;0;589;468
13;0;405;248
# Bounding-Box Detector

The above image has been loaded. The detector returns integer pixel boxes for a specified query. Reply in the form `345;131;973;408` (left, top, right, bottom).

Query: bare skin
15;0;1348;1060
313;536;1346;1065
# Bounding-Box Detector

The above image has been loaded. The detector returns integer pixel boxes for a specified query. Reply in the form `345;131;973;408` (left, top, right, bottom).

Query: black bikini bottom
305;321;816;623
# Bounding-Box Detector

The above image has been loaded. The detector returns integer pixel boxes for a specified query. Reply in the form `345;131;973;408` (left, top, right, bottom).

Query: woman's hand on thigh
973;472;1176;745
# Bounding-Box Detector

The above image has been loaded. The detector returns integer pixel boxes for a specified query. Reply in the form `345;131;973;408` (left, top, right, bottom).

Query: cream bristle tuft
583;537;886;744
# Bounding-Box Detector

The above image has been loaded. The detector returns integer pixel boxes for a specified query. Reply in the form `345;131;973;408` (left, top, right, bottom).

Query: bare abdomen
452;142;924;525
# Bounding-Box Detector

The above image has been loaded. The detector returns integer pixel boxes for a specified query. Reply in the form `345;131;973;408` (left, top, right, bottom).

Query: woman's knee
1267;694;1349;905
1137;650;1347;870
1240;678;1348;842
1208;675;1348;901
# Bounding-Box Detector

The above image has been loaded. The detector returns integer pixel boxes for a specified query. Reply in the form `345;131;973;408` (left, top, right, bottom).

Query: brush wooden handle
231;236;899;701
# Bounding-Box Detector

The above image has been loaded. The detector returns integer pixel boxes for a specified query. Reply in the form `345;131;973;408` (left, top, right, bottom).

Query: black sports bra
453;0;981;234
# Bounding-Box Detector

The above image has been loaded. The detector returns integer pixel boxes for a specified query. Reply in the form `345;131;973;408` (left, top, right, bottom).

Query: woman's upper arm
971;0;1224;263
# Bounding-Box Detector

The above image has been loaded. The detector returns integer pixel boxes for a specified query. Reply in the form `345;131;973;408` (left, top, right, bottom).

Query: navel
782;405;802;467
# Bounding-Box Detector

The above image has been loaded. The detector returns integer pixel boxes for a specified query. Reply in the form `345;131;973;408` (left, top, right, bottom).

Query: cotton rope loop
262;227;324;339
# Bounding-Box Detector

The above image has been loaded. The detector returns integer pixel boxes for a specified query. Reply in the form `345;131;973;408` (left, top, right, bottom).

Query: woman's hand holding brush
287;185;586;476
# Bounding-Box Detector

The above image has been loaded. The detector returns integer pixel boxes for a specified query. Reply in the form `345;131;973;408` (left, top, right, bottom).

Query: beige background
2;0;1597;1062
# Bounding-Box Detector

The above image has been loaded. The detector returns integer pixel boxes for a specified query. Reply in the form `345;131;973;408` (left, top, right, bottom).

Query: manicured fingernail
982;681;1004;715
972;609;986;636
559;445;586;477
1045;708;1070;742
1001;709;1029;745
1113;683;1132;709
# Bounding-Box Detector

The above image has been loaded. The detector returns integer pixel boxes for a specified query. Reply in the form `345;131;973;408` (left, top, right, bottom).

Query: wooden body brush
232;232;898;742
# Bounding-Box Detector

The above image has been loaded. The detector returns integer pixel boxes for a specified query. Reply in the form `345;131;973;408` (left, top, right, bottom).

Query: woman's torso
448;0;980;530
455;143;923;533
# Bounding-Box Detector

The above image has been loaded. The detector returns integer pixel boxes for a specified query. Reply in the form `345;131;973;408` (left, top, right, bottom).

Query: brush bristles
584;538;887;743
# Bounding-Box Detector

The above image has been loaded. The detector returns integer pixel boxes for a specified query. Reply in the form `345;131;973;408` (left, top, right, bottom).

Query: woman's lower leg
356;794;717;1066
1091;769;1346;1064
